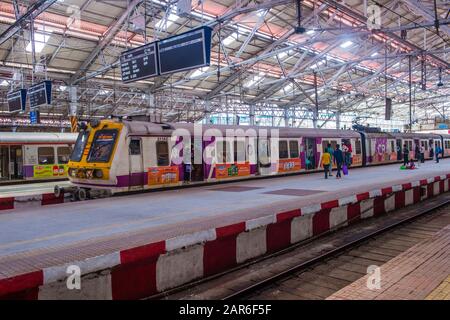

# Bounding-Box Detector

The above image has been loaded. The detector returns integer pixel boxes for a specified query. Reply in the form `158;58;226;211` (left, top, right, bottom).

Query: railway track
158;193;450;301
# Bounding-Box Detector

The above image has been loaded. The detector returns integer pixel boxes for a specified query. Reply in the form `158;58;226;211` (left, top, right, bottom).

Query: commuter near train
419;145;425;164
403;144;409;166
435;145;442;163
321;149;332;179
333;144;344;179
326;143;334;177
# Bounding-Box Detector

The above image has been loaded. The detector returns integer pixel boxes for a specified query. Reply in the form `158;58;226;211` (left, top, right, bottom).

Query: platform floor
0;160;450;279
0;181;71;197
328;223;450;300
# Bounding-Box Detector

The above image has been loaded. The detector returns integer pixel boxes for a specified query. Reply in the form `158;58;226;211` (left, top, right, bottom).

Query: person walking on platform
333;144;344;179
415;145;420;162
403;144;409;166
326;143;334;177
321;150;332;179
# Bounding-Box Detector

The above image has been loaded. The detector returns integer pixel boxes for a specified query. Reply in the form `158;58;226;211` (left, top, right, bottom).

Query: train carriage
0;132;77;181
67;119;364;195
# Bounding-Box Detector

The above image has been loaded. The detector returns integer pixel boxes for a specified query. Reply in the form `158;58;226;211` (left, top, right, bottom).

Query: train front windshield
87;129;118;163
70;131;89;162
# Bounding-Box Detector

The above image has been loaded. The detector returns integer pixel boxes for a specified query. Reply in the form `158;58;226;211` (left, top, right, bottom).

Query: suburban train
0;132;78;182
65;118;450;199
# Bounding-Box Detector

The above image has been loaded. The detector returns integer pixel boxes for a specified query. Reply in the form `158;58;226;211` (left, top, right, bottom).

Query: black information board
120;42;158;83
158;26;212;75
7;89;27;113
29;80;52;110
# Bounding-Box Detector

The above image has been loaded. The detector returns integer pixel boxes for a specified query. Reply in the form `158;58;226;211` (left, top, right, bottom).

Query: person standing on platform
435;145;441;163
326;143;334;177
430;146;434;161
321;150;332;179
333;144;344;179
415;144;420;162
403;144;409;166
419;145;425;165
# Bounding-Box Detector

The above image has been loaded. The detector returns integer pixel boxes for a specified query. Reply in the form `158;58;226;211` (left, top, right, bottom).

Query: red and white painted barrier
1;174;450;300
0;192;69;212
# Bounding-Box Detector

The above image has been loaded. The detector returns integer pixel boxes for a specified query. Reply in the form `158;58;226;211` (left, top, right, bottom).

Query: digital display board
29;80;52;110
120;42;158;83
7;89;27;113
158;26;212;75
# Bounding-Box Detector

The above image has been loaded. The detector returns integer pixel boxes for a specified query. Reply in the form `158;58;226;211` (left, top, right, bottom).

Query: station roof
0;0;448;130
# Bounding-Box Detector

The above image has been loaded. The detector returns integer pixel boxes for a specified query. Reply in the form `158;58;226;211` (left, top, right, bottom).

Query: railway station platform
328;223;450;300
1;159;450;299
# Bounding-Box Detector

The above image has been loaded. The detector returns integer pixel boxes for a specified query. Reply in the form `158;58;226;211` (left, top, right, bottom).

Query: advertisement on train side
215;163;251;179
148;166;179;185
277;158;301;173
33;164;68;178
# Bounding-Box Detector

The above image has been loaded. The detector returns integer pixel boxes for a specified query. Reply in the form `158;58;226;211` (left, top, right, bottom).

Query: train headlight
94;169;103;179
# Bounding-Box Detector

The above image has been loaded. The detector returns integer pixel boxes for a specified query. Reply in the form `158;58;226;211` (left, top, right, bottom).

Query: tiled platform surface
0;160;449;275
1;160;450;299
328;224;450;300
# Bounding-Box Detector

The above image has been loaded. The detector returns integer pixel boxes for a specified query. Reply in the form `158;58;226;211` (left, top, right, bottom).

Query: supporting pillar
313;71;319;128
408;55;412;132
69;86;78;132
249;104;255;126
284;107;289;127
335;111;341;130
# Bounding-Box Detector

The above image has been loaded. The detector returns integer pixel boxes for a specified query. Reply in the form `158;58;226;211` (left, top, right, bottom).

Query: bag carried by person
342;164;348;175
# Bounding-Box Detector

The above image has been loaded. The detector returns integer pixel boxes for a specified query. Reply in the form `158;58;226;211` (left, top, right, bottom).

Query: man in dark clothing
333;144;344;179
402;144;409;166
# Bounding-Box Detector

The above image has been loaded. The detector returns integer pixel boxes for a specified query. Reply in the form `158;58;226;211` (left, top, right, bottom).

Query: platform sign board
120;42;158;83
29;80;52;110
30;110;40;124
7;89;27;112
158;26;212;75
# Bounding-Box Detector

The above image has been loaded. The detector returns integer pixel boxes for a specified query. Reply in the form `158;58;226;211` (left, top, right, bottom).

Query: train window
57;147;71;164
279;140;289;159
88;130;118;163
38;147;55;165
156;141;169;166
289;141;299;158
129;139;141;155
234;140;246;163
70;131;89;162
355;139;362;154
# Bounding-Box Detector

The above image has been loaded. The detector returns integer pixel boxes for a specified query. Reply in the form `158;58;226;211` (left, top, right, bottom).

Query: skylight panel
26;31;52;53
340;40;353;49
155;11;179;30
190;67;209;78
223;32;238;46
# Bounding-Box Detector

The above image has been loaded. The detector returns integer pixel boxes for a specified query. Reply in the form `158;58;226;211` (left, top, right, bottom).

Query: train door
305;138;316;170
129;138;144;189
9;146;23;180
0;146;9;180
258;137;271;175
396;139;402;161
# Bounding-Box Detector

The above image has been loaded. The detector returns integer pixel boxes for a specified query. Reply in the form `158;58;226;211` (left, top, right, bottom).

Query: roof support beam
0;0;58;46
70;0;143;85
402;0;450;38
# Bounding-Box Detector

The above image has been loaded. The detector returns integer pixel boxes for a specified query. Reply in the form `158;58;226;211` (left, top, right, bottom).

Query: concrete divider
1;174;450;300
0;192;69;212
